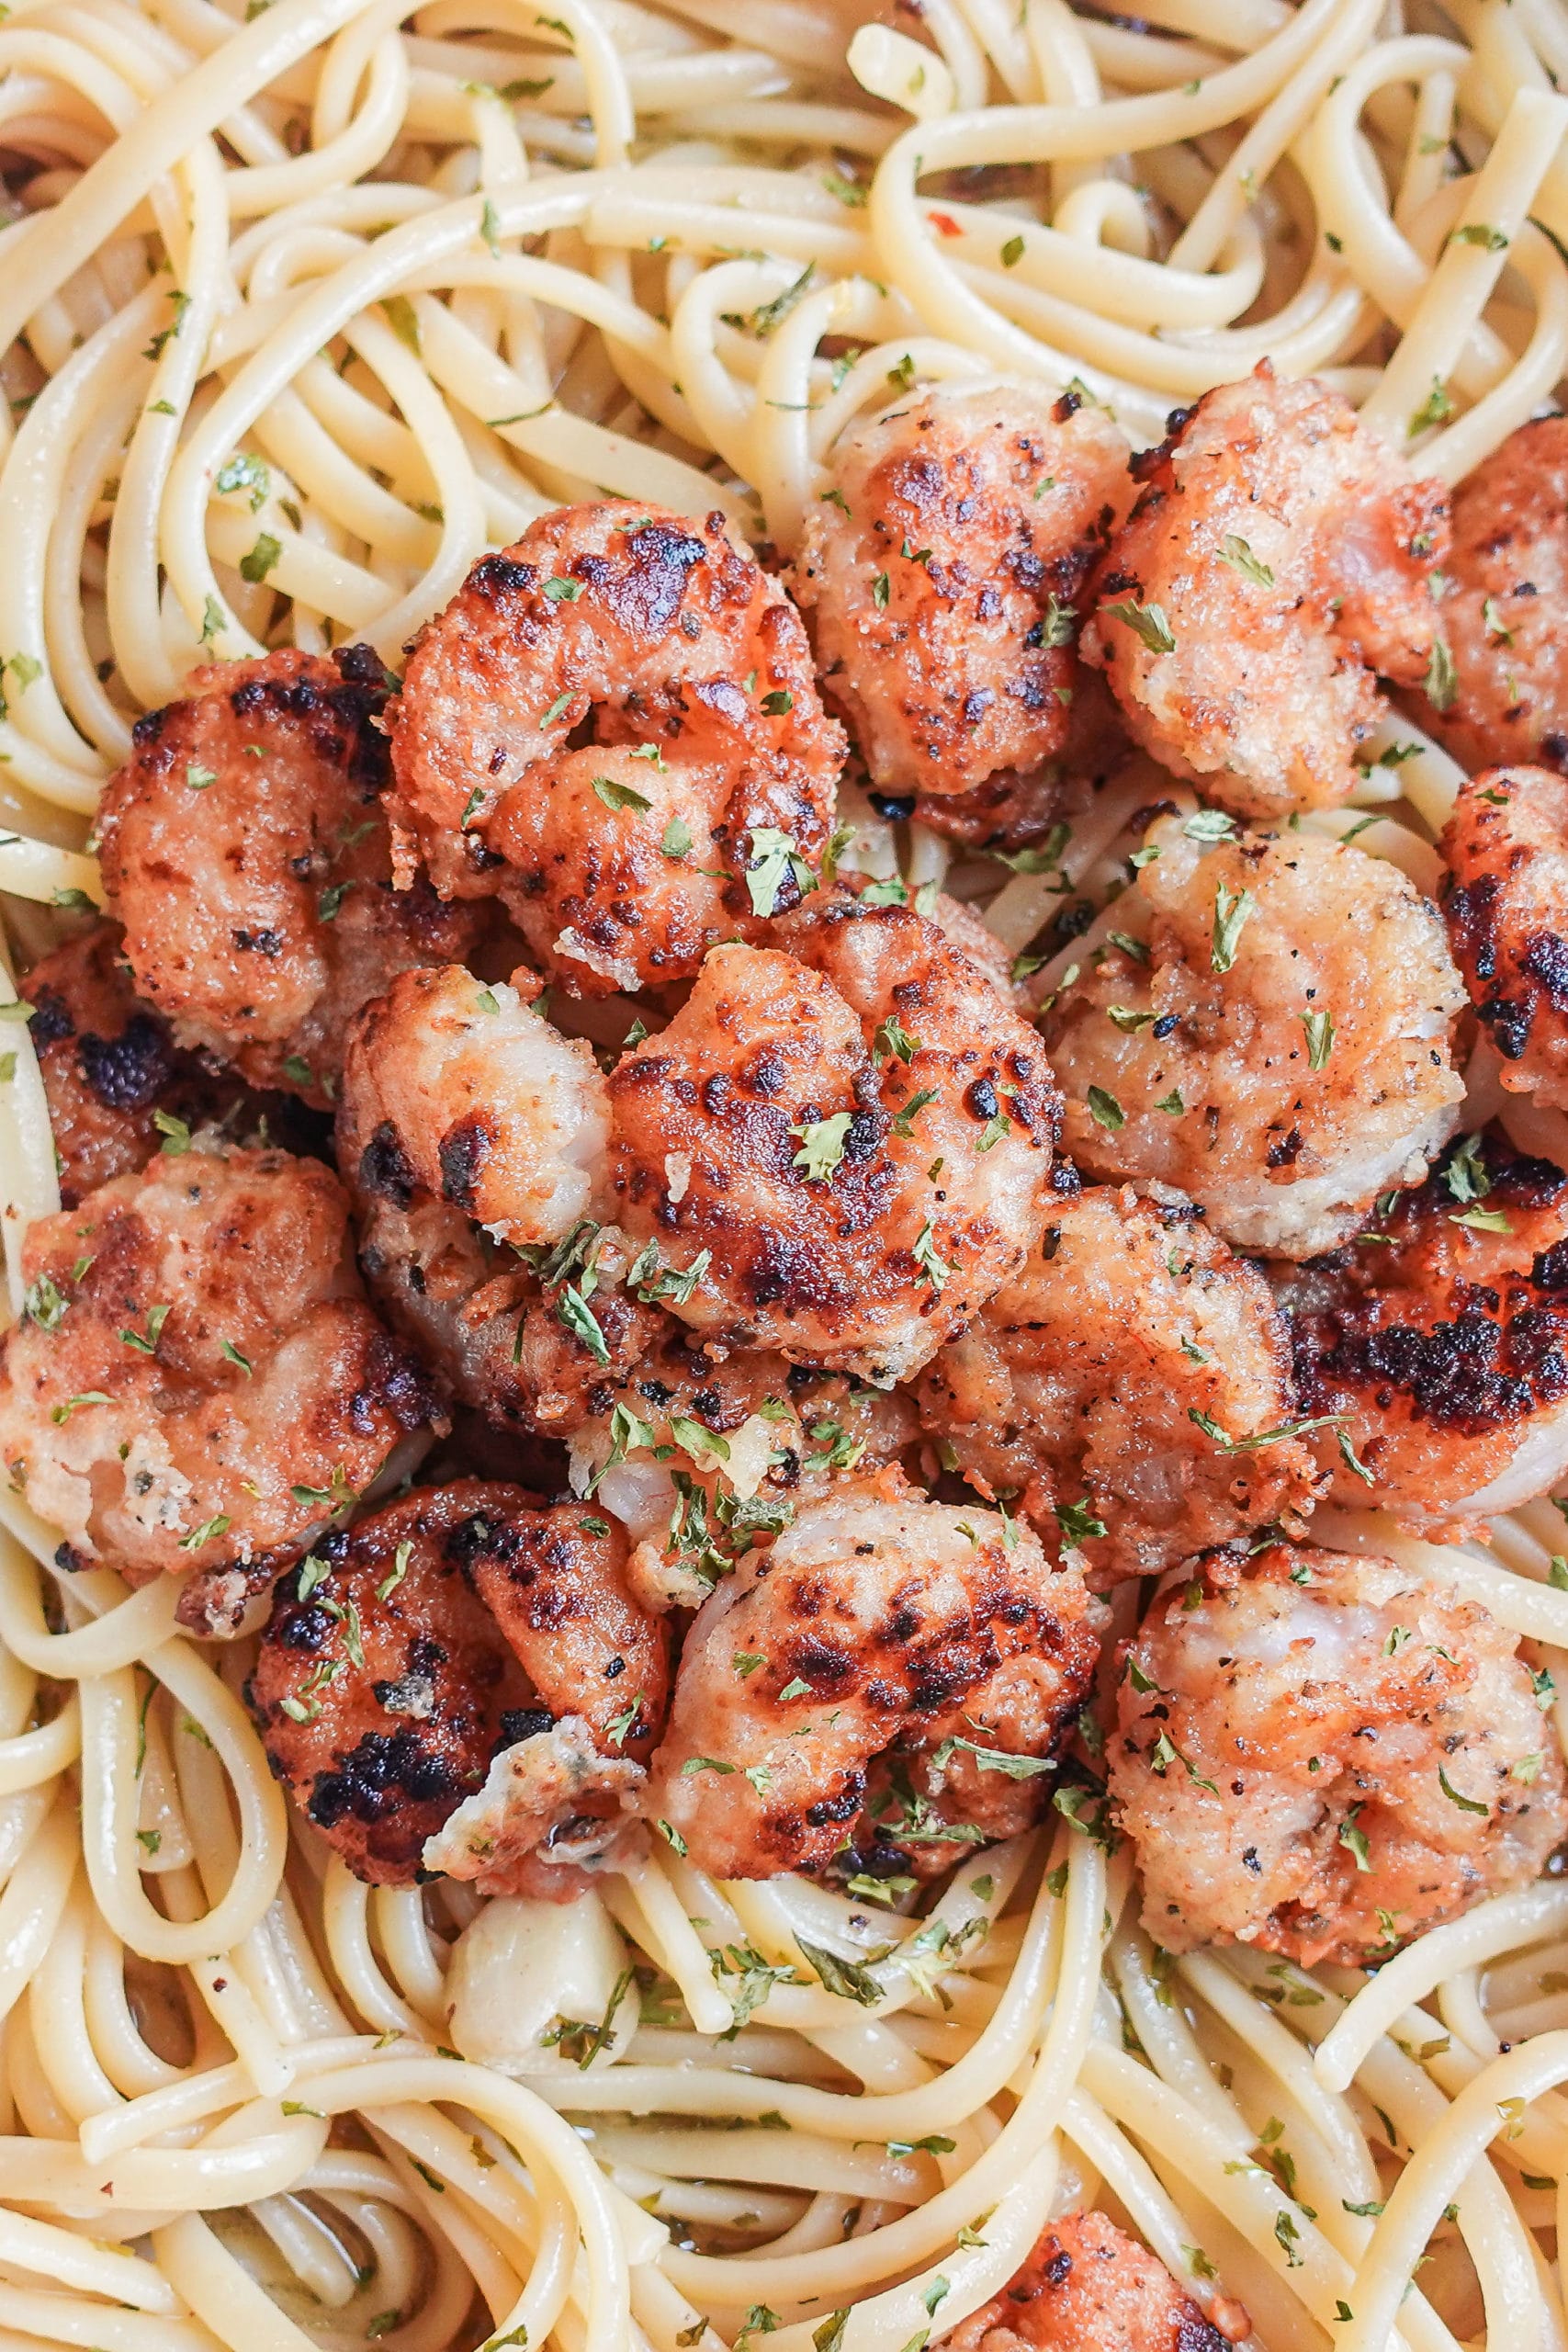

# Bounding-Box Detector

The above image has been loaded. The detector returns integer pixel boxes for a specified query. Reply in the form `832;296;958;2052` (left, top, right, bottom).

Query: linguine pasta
2;1;1568;2347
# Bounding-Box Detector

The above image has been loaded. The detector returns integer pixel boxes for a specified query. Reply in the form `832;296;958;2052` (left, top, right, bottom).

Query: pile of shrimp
10;355;1568;2329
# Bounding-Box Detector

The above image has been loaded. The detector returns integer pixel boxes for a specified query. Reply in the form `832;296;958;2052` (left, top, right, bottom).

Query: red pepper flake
928;210;963;238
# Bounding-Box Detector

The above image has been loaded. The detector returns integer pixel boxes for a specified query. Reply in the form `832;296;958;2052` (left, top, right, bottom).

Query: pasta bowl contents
5;4;1568;2350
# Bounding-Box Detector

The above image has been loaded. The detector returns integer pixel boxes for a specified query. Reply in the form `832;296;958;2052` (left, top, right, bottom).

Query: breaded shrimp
1080;366;1448;820
386;503;844;995
792;383;1132;835
1416;416;1568;773
248;1483;666;1889
0;1147;439;1630
644;1471;1099;1881
21;924;253;1207
1283;1132;1568;1531
1039;818;1466;1258
96;647;484;1106
609;895;1060;1383
1442;766;1568;1111
1111;1543;1566;1966
946;2210;1241;2352
918;1181;1321;1582
340;963;610;1248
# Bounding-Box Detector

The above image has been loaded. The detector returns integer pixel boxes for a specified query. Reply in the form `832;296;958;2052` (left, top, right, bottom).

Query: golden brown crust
645;1472;1099;1880
249;1484;533;1883
0;1146;440;1593
96;646;483;1104
1442;764;1568;1110
21;924;251;1205
462;1499;670;1762
606;897;1060;1382
1284;1130;1568;1531
249;1481;668;1885
386;503;845;993
1081;365;1448;819
794;384;1132;804
909;671;1124;850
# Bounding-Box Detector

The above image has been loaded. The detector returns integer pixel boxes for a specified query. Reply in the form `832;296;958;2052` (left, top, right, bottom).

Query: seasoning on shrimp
1442;765;1568;1111
0;1146;441;1630
1416;417;1568;774
1110;1543;1566;1966
793;383;1132;842
570;1340;919;1613
386;502;845;995
569;1328;800;1580
355;1198;666;1439
946;2209;1245;2352
608;894;1061;1383
21;922;252;1206
918;1180;1321;1581
901;676;1128;852
644;1469;1100;1881
95;646;484;1106
1080;364;1449;820
340;963;611;1248
248;1482;667;1890
1039;817;1465;1258
338;964;665;1433
427;1493;670;1891
1283;1131;1568;1532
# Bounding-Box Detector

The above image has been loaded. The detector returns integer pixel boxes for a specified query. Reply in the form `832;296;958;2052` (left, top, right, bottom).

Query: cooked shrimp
351;1193;663;1440
249;1488;528;1885
337;971;665;1432
1442;766;1568;1111
0;1146;440;1630
1110;1543;1566;1966
571;1324;797;1551
455;1487;670;1763
918;1181;1321;1582
946;2210;1243;2352
96;646;484;1106
1283;1131;1568;1531
927;887;1018;994
608;895;1061;1383
792;383;1132;838
248;1482;666;1889
1080;365;1448;820
430;1491;670;1893
1416;417;1568;774
21;923;252;1207
644;1470;1099;1881
910;675;1127;851
1039;817;1466;1258
340;963;610;1248
386;503;845;995
570;1338;920;1613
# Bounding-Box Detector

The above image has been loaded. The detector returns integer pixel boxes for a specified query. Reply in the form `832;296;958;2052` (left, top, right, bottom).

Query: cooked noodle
2;1;1568;2346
